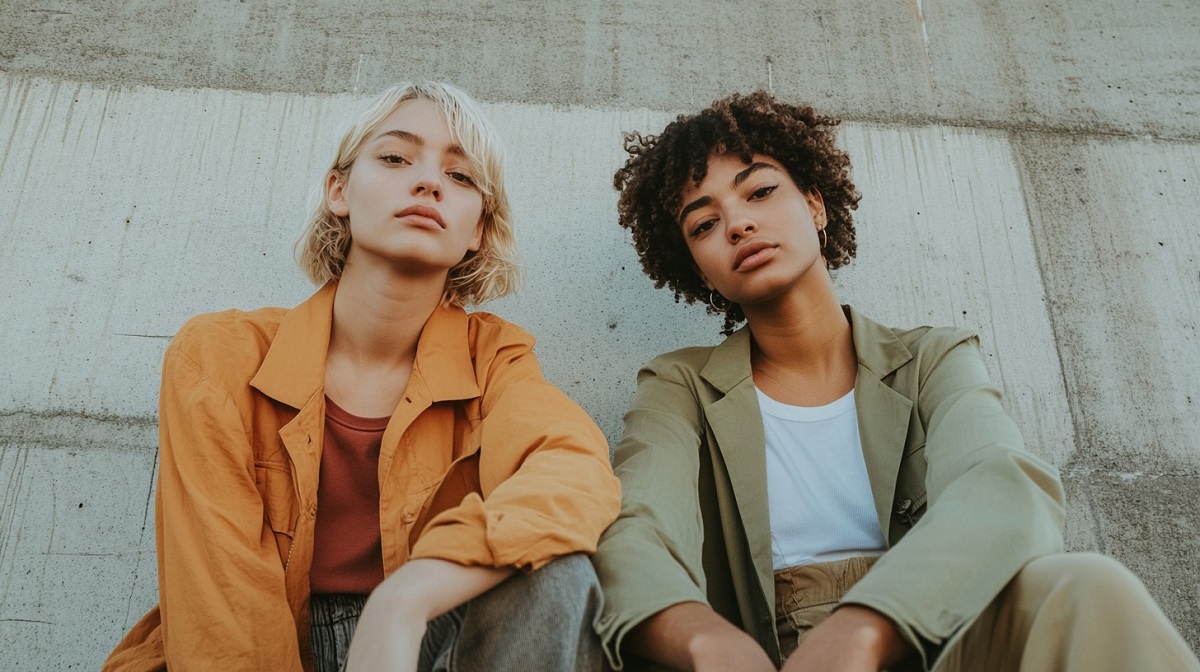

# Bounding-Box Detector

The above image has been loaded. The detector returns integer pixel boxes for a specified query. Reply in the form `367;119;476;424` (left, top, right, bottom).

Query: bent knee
525;553;602;595
1021;553;1149;607
487;553;601;608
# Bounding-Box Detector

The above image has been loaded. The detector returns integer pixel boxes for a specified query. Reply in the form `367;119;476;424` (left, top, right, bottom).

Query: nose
411;166;443;200
726;214;756;243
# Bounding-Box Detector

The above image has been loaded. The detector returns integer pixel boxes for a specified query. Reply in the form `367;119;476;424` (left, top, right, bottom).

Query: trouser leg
933;553;1200;672
420;553;609;672
309;593;369;672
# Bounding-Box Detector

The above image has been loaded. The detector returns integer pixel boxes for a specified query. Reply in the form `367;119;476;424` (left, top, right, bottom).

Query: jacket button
307;502;318;518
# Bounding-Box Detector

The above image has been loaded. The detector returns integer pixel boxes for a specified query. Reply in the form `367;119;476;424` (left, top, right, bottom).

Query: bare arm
626;602;776;672
345;558;516;672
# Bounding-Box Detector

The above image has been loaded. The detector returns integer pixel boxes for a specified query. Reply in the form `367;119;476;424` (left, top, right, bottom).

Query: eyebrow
677;162;778;222
372;129;467;157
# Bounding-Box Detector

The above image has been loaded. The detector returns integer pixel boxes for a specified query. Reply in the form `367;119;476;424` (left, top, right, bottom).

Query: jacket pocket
254;461;297;565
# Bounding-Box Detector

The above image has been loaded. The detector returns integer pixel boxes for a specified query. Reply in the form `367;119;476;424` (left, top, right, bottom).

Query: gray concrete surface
3;0;1198;137
2;1;1198;668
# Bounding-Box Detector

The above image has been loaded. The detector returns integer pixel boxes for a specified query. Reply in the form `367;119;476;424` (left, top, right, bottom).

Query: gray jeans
310;554;609;672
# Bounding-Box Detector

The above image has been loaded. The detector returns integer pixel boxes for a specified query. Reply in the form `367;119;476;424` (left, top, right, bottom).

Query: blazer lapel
846;307;915;543
700;328;774;605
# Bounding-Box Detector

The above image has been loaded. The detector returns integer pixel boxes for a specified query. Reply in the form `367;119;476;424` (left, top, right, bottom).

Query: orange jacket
103;282;620;671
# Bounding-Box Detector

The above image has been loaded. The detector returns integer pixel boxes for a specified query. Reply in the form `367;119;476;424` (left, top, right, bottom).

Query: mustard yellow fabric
592;307;1065;670
104;281;620;672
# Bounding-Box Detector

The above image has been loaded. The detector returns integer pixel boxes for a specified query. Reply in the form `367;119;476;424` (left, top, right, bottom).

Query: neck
742;269;855;394
328;258;448;367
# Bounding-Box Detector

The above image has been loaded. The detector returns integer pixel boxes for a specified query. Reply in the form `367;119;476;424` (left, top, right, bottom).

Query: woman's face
677;153;826;308
327;98;485;276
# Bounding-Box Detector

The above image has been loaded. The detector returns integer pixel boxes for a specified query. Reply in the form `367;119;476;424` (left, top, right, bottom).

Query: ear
692;263;713;291
467;216;485;253
806;188;827;230
325;171;350;218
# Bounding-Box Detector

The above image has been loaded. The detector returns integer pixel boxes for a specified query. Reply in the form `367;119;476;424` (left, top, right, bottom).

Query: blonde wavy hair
296;81;521;306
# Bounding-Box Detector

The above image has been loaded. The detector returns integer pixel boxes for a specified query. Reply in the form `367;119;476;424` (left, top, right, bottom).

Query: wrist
833;605;910;666
685;620;765;669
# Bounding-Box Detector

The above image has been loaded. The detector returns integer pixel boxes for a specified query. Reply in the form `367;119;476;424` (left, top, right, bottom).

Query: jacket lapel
846;307;915;544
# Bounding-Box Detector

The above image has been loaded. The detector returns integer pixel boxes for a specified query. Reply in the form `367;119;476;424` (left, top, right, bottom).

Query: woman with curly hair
102;81;619;672
591;90;1199;672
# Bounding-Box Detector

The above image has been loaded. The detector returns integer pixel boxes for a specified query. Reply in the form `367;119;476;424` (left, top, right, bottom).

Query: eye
749;185;777;200
689;218;717;238
447;171;476;187
379;153;409;165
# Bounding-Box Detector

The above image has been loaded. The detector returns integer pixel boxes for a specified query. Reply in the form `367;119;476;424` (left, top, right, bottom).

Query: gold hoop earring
819;227;828;250
707;289;730;312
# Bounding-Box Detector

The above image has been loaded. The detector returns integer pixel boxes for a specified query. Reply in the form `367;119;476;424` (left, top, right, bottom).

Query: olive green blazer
592;307;1066;670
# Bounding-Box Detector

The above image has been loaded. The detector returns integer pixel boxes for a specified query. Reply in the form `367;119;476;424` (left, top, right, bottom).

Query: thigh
444;554;608;672
933;553;1200;672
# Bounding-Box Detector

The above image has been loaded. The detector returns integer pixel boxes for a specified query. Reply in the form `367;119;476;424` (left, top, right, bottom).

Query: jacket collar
250;281;481;410
408;302;480;403
250;281;337;410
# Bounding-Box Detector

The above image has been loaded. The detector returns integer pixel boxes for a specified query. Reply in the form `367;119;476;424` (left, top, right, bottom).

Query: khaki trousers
774;553;1200;672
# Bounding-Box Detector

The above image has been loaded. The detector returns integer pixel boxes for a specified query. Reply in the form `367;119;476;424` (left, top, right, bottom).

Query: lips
396;204;445;228
732;239;776;271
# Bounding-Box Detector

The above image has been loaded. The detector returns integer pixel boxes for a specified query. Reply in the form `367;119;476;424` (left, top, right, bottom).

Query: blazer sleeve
591;355;713;670
840;335;1066;669
154;343;303;672
409;320;621;572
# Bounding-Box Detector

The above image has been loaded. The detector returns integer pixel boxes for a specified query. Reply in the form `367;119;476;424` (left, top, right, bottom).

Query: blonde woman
104;82;620;672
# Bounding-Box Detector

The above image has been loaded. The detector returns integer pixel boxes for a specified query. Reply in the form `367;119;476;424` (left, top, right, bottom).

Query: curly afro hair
614;90;861;334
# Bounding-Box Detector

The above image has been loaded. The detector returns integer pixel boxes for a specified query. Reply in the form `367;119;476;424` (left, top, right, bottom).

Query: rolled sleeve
411;322;620;572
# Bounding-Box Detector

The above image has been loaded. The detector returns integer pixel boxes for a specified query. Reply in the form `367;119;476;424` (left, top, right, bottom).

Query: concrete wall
1;1;1197;668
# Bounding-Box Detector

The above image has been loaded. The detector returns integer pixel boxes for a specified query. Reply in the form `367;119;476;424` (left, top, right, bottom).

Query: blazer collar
250;281;481;410
845;305;912;379
699;305;913;390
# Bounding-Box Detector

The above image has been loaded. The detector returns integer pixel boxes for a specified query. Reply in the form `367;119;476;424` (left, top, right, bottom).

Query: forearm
626;601;775;672
345;559;516;672
370;558;515;623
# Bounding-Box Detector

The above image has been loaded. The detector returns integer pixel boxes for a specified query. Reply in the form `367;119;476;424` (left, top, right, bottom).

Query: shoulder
895;324;979;358
166;306;288;379
642;345;718;381
887;322;984;387
463;310;536;353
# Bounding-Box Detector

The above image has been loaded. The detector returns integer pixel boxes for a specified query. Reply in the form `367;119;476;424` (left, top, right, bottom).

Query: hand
626;601;775;672
780;606;910;672
688;627;777;672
